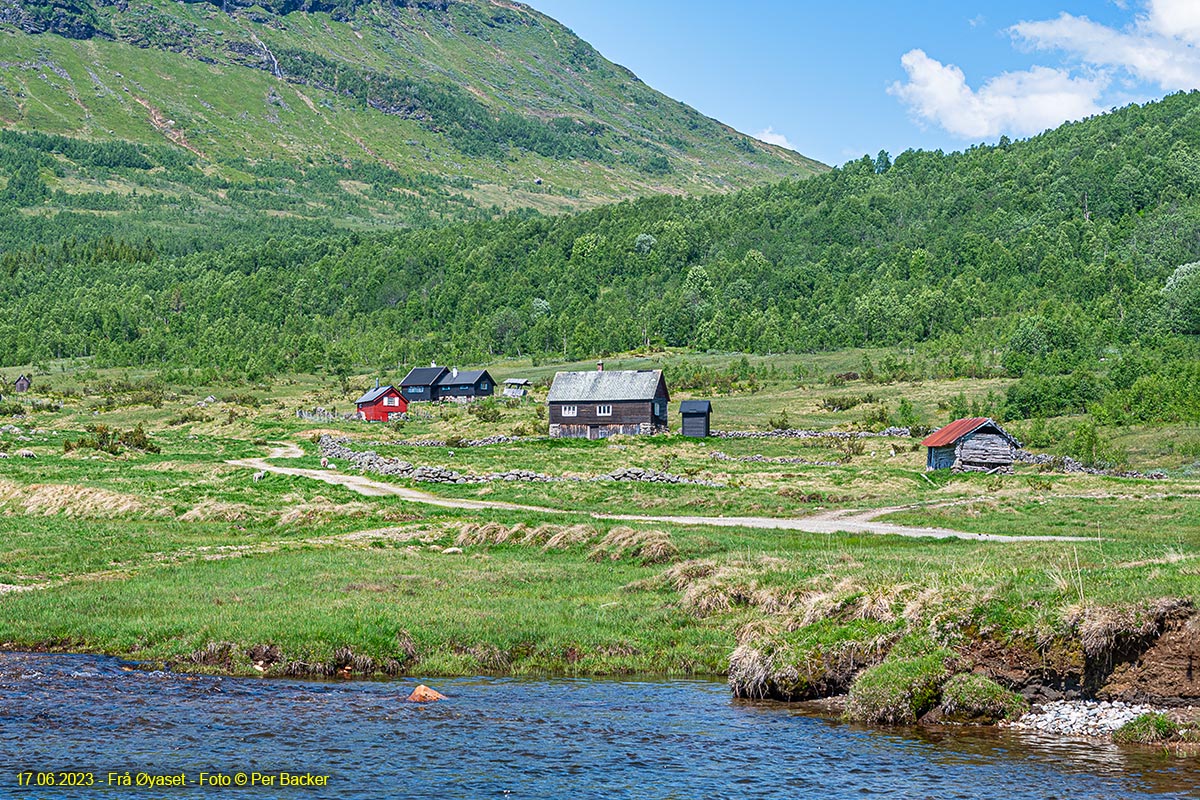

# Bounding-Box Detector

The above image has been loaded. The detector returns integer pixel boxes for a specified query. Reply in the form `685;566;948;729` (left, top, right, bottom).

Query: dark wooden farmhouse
436;368;495;400
400;366;449;402
679;400;712;438
922;417;1021;473
547;368;669;439
355;384;408;422
13;375;30;393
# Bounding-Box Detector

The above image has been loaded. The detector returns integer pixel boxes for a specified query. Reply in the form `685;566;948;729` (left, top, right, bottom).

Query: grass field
0;351;1196;718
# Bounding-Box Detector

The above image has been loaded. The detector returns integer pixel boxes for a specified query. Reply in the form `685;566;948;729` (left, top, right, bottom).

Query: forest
2;92;1200;428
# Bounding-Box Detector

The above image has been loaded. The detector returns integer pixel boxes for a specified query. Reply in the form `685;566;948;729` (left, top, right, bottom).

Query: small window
384;396;399;407
562;405;578;417
481;382;489;390
406;387;420;395
597;404;613;416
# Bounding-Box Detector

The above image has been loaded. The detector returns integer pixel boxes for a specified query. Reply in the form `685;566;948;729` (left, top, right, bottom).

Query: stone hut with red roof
921;417;1021;473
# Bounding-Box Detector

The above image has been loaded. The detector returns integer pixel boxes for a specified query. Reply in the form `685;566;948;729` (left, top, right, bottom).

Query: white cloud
889;49;1107;138
754;127;796;151
893;1;1200;140
1011;3;1200;90
1146;0;1200;44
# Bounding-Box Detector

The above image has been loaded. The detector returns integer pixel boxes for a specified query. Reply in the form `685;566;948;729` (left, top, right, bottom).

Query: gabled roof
921;417;1020;448
355;385;398;405
547;370;668;403
436;369;492;386
504;378;530;386
679;400;712;414
400;366;449;387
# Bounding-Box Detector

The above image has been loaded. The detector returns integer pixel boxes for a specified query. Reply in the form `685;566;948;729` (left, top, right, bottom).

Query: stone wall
317;435;721;487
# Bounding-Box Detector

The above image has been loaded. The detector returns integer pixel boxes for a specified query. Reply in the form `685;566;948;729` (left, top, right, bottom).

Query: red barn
355;385;408;422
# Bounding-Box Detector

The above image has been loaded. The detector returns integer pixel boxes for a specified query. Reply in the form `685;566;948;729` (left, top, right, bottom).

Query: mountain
0;0;825;245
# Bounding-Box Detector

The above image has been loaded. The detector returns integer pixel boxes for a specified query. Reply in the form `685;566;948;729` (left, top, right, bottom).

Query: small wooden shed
502;378;530;399
922;417;1021;473
13;375;30;393
679;400;712;438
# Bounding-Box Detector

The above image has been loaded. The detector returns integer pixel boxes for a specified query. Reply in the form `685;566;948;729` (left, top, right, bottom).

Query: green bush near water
844;650;951;724
937;673;1028;724
1113;713;1183;744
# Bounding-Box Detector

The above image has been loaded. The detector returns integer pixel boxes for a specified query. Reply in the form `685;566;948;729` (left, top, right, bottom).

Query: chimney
375;378;379;388
597;360;604;372
430;361;437;368
452;367;458;379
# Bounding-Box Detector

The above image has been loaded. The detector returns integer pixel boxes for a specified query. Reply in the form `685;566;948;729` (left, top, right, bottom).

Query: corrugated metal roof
504;378;530;385
679;400;711;414
400;367;448;387
436;369;492;386
921;417;1019;448
547;370;667;403
355;385;396;405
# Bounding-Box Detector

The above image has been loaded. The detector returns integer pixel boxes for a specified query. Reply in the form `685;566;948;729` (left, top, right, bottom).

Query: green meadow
0;351;1196;720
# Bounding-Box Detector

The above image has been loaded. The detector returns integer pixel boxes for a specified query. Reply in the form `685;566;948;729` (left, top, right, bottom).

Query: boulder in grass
406;684;446;703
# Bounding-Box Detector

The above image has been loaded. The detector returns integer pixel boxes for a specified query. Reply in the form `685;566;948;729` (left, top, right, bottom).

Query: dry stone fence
317;435;722;487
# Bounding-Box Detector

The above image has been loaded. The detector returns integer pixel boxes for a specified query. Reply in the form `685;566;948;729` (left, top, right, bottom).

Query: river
0;652;1195;798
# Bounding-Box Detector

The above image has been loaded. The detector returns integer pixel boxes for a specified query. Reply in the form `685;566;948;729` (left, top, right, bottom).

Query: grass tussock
844;651;951;724
728;643;773;699
0;479;151;518
1068;597;1193;659
449;521;597;549
275;495;372;525
589;526;678;565
1112;713;1196;745
180;499;253;522
937;673;1028;724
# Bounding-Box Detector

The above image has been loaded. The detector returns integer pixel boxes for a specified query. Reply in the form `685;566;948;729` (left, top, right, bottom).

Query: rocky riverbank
1006;700;1163;738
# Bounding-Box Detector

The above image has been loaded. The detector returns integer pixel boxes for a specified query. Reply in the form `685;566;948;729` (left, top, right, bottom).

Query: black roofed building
13;375;30;393
436;368;495;400
400;365;449;402
679;400;712;438
547;367;669;439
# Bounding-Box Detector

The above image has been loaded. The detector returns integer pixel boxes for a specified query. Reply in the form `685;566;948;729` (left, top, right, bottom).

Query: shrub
1113;713;1180;744
767;409;790;430
937;673;1028;724
0;402;23;416
1064;418;1126;469
819;393;877;412
64;423;160;455
168;408;210;426
844;651;950;724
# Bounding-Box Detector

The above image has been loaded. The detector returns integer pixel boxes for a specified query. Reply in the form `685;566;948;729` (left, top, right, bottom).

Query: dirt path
230;444;1096;543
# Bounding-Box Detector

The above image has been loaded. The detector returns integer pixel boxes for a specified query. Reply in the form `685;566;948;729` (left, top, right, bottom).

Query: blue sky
532;1;1200;166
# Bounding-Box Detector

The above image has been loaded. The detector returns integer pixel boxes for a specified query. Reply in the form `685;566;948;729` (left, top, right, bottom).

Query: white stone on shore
1006;700;1160;738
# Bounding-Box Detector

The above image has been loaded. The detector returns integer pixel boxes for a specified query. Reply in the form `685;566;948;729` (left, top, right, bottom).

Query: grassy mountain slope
0;0;825;240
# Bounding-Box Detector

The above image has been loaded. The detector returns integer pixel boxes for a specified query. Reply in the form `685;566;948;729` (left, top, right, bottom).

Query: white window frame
562;405;578;417
383;396;399;407
597;404;613;416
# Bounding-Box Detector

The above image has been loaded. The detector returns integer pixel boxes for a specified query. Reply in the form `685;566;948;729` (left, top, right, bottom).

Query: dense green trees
1;91;1200;425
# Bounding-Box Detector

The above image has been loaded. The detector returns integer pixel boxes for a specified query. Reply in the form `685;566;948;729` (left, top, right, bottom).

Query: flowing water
1;652;1196;799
